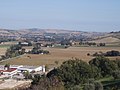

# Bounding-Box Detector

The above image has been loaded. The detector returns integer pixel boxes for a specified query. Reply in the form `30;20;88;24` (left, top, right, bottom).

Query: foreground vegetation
25;56;120;90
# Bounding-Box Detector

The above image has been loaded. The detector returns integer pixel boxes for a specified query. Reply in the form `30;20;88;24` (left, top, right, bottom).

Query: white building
0;65;18;78
17;65;45;73
0;65;46;78
2;69;18;78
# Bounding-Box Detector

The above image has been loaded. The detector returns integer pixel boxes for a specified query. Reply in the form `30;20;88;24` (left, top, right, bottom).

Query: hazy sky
0;0;120;32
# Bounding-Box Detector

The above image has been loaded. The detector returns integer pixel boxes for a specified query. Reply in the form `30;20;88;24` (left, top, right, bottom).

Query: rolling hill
0;28;106;39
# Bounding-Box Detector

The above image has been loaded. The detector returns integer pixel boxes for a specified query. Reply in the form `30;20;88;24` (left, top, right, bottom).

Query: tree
31;47;39;54
30;76;64;90
105;50;120;56
18;42;21;45
89;56;118;77
112;70;120;79
83;84;95;90
34;43;41;49
99;43;106;46
4;63;10;70
83;80;103;90
47;59;97;88
113;59;120;69
4;44;24;59
1;55;6;60
28;42;32;46
24;71;30;79
94;82;103;90
43;50;49;54
32;74;41;85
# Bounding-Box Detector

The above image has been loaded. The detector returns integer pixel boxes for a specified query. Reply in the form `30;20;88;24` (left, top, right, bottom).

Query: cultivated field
0;47;120;68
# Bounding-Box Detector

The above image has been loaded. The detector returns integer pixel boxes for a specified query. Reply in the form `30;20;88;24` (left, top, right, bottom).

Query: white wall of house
34;66;43;72
17;68;33;72
42;65;45;73
3;69;18;77
17;66;45;73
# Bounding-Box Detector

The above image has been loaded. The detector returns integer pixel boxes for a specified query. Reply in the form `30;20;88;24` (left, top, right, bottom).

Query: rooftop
0;68;17;72
19;66;41;69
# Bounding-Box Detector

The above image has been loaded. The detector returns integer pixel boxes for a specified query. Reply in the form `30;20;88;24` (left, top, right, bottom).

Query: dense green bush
112;70;120;79
89;56;118;77
47;59;99;88
105;50;120;56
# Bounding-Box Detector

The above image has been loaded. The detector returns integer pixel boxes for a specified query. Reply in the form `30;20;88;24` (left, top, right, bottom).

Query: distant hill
0;28;106;39
0;29;20;37
88;31;120;46
108;31;120;39
89;36;120;43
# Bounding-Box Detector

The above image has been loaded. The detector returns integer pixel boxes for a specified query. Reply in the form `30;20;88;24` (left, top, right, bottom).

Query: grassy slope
89;36;120;47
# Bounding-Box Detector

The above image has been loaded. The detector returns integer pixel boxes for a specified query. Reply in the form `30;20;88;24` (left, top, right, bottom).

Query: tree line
93;50;120;57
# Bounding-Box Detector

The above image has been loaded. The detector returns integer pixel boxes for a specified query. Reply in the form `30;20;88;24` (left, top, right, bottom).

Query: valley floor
0;46;120;68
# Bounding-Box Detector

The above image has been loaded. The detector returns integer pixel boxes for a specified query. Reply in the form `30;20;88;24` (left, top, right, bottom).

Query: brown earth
0;47;120;68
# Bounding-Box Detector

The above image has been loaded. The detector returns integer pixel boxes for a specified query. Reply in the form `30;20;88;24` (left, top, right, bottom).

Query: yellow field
93;37;120;43
0;47;120;68
90;37;120;46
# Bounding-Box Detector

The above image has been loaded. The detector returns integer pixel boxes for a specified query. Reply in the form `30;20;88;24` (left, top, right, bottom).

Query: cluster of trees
59;41;103;47
98;43;106;46
60;40;72;46
27;75;64;90
28;48;49;54
28;44;49;54
0;42;50;60
79;42;106;47
83;79;103;90
105;50;120;56
80;42;96;46
93;50;120;57
0;44;25;60
0;38;16;43
27;56;120;90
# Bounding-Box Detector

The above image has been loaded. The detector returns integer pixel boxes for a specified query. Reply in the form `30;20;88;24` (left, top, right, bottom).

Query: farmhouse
0;65;18;78
0;65;45;78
